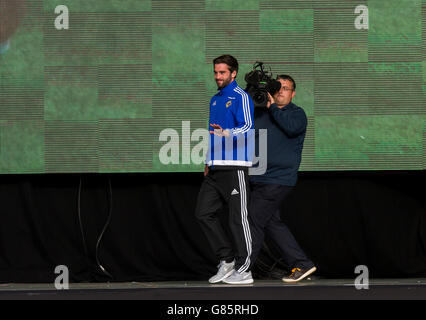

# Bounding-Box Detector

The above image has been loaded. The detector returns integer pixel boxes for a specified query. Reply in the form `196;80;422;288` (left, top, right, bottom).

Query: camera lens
254;90;267;104
267;79;281;96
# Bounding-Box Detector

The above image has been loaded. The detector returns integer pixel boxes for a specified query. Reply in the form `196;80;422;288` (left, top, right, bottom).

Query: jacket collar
218;80;238;95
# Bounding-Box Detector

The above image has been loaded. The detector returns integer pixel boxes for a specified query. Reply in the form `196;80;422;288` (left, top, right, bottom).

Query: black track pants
249;182;314;270
195;168;252;273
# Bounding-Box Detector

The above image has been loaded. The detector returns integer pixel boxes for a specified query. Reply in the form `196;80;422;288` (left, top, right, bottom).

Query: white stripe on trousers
237;170;252;273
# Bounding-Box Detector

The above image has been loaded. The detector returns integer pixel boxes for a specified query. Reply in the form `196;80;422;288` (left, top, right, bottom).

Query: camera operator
249;75;317;282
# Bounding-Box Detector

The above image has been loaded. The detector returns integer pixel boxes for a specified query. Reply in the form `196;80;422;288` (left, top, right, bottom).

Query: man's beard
216;76;233;89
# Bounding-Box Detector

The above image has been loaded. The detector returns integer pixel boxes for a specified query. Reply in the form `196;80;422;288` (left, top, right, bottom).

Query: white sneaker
208;261;234;283
222;270;254;284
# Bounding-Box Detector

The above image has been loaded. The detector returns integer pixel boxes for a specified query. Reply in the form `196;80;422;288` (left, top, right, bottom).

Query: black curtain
0;171;425;283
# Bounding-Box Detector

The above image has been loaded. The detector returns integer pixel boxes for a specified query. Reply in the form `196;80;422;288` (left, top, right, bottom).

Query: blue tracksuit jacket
206;80;254;167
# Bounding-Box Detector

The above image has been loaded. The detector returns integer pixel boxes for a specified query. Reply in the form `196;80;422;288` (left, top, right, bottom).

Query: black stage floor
1;277;426;300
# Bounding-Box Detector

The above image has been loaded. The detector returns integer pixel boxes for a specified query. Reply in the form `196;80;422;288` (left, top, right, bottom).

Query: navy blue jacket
250;102;307;186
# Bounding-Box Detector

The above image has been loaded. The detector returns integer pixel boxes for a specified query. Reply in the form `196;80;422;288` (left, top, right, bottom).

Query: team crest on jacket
226;101;232;108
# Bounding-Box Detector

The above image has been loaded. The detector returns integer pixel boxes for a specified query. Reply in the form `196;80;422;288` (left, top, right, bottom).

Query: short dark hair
276;74;296;90
213;55;239;74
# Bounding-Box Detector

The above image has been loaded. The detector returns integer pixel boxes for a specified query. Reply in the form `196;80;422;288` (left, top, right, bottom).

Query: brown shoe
282;266;317;283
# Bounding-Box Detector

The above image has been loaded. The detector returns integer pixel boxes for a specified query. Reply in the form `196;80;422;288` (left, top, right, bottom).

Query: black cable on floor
77;176;90;265
95;177;113;279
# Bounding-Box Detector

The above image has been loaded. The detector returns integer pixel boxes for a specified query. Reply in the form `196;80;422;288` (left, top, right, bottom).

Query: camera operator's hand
267;92;275;109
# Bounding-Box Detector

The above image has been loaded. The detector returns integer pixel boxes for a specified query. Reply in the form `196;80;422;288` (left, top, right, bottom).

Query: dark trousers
195;168;251;273
249;182;314;270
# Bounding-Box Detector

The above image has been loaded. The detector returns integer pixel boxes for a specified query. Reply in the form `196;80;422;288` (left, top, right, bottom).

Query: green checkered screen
0;0;425;173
